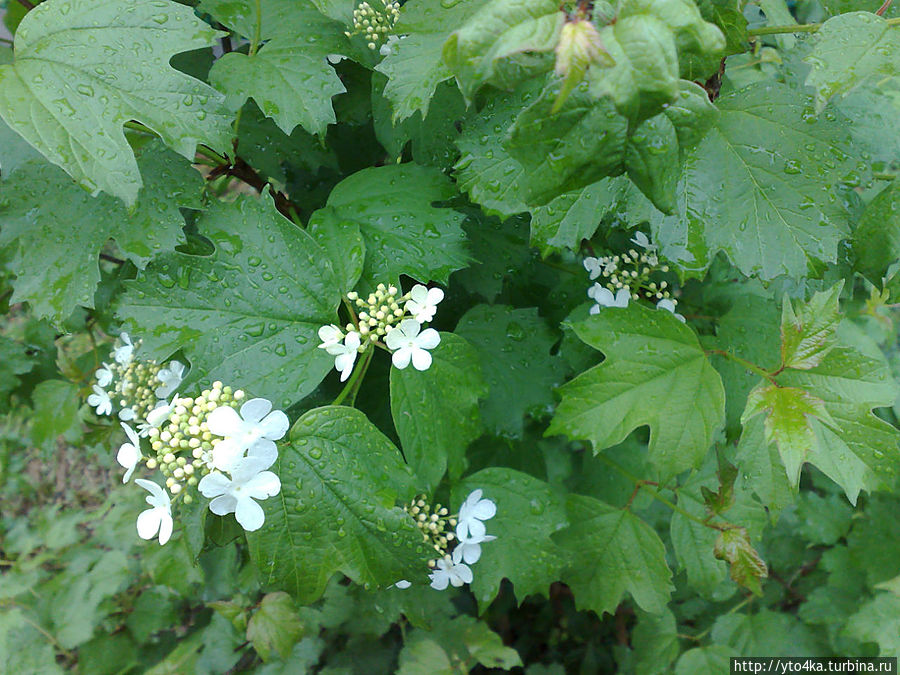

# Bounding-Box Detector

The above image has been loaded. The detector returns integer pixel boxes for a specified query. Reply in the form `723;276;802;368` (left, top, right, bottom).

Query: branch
15;0;35;11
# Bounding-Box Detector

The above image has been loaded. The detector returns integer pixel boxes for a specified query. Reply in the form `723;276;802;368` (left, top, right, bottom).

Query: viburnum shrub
1;0;900;670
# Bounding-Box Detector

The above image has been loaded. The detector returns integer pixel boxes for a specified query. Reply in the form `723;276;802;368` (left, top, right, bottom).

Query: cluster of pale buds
87;332;185;429
584;232;685;322
345;0;400;50
318;283;443;381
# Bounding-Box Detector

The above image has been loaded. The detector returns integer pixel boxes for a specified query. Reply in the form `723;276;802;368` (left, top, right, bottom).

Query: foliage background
1;0;900;672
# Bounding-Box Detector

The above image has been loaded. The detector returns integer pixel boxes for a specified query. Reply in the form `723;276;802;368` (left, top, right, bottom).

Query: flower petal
121;422;140;447
207;406;242;437
198;471;232;498
411;348;432;371
244;471;281;500
397;318;421;338
426;287;445;306
235;497;266;531
211;438;244;472
470;498;496;521
429;571;450;590
392;347;412;370
258;410;289;440
209;494;238;516
240;398;273;424
415;328;440;350
136;509;160;540
409;285;428;303
385;328;404;350
157;512;173;545
247;439;278;470
135;478;168;507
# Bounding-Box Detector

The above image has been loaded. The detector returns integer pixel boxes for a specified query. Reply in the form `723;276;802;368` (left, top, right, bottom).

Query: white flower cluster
91;335;288;545
584;232;685;322
87;332;185;427
318;283;443;381
345;0;400;50
395;489;497;591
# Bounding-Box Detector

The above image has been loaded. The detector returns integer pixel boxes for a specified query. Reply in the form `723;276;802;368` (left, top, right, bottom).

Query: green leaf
399;615;522;674
0;144;202;324
713;526;768;595
455;305;562;437
118;192;348;407
0;0;231;205
662;82;858;280
776;345;900;503
846;593;900;656
247;406;431;604
780;282;844;371
674;646;731;675
632;609;680;675
453;83;535;218
711;609;826;656
0;116;39;176
795;491;853;546
442;0;564;101
374;0;483;122
30;380;80;447
390;333;486;491
309;164;469;288
0;609;64;675
0;336;33;406
453;468;569;605
854;180;900;284
735;414;796;513
804;12;900;113
625;81;716;212
528;176;657;255
552;494;673;616
505;81;628;205
246;592;303;662
548;304;725;480
742;384;834;486
254;637;325;674
126;586;181;643
205;0;347;136
694;0;748;57
452;213;531;301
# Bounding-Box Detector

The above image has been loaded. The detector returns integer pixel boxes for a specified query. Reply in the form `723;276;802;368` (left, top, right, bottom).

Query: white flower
329;331;361;382
207;397;289;472
456;489;497;542
87;385;112;416
452;533;497;565
379;34;403;56
135;479;173;545
657;298;686;323
429;557;473;590
588;285;630;314
198;457;281;532
118;407;136;421
631;231;657;252
385;319;440;371
95;363;114;388
141;394;177;436
318;324;344;352
113;332;134;365
155;360;185;399
405;284;444;323
583;257;602;280
117;422;142;483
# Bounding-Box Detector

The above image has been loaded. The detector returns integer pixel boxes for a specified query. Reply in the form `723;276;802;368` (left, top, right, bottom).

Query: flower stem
250;0;263;56
595;454;730;531
749;16;900;36
705;349;776;383
332;347;374;407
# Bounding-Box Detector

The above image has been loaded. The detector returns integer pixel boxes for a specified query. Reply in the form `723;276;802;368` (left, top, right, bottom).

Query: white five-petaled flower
318;324;344;352
429;557;473;590
328;331;361;382
456;489;497;542
583;257;602;280
405;284;444;323
198;457;281;532
142;394;177;435
114;332;134;365
95;363;113;388
385;319;440;371
87;385;112;416
588;285;630;314
135;478;173;545
657;298;686;323
207;397;289;472
155;360;185;399
117;422;142;483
